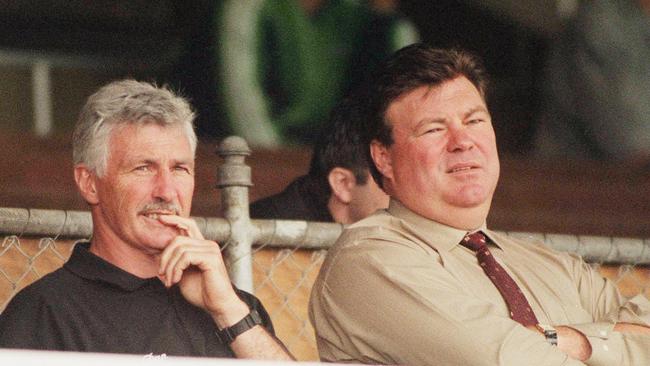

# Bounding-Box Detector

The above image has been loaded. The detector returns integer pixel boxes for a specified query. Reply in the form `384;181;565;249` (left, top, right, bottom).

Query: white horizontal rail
0;349;325;366
0;48;143;70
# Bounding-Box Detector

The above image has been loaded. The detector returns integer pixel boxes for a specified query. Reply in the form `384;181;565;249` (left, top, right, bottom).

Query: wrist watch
536;323;558;346
215;308;263;344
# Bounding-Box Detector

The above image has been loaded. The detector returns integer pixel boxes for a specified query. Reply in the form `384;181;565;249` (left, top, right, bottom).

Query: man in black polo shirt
0;80;293;360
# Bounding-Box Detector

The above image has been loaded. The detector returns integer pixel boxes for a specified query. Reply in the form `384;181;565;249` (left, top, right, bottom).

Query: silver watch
536;323;558;346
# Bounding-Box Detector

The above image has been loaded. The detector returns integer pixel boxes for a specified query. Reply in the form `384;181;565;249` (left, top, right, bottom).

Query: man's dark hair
307;96;371;206
364;44;490;188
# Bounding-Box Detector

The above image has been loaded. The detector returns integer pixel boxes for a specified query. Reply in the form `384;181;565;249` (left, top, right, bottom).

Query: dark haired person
250;96;388;224
309;44;650;365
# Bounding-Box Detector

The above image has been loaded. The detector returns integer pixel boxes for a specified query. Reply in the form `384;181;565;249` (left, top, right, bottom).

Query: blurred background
0;0;560;147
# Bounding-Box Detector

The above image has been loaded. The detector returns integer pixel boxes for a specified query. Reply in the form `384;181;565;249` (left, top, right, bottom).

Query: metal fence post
216;136;255;292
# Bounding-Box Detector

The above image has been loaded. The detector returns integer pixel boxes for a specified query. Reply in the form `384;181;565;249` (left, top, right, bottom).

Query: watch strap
215;309;263;344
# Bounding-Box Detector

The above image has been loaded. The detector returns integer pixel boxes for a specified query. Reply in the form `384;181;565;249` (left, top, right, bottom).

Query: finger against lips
158;215;203;239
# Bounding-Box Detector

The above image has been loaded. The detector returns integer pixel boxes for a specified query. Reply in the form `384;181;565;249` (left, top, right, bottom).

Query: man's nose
447;126;474;152
152;170;176;202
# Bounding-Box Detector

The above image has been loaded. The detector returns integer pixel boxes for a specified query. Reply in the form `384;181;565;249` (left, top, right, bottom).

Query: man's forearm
556;326;592;362
554;322;650;364
229;326;294;360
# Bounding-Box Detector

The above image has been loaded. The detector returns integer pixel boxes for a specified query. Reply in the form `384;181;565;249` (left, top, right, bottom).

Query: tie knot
461;231;488;252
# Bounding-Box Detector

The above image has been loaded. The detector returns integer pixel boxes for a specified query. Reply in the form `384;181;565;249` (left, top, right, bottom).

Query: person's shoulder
2;267;69;311
250;190;309;220
250;194;280;219
250;175;331;221
324;209;438;274
0;267;70;344
340;209;430;250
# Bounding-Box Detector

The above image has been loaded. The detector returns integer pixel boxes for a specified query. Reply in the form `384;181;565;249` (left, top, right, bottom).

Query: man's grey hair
72;79;197;176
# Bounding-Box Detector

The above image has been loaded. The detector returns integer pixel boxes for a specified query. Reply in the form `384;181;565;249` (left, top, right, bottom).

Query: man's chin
447;187;492;208
138;229;177;251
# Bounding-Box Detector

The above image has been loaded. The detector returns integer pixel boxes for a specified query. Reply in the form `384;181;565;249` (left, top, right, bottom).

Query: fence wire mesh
1;230;650;361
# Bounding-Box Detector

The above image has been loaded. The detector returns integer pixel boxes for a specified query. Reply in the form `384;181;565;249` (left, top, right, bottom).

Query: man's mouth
141;210;177;220
447;164;479;173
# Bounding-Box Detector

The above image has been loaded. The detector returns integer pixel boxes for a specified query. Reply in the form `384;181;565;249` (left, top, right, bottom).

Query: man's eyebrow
127;157;154;165
412;105;490;130
173;158;195;167
125;157;193;166
414;117;446;130
464;105;490;118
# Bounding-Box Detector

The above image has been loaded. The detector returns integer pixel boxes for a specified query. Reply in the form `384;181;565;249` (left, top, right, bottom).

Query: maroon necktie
461;232;539;326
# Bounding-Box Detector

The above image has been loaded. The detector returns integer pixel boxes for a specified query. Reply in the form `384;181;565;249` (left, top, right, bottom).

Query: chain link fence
1;209;650;360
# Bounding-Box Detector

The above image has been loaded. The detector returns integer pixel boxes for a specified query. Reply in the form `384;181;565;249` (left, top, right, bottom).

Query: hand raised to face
157;215;249;328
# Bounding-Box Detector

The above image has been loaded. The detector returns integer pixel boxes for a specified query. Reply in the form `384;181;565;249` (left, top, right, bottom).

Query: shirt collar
64;241;163;292
386;198;502;251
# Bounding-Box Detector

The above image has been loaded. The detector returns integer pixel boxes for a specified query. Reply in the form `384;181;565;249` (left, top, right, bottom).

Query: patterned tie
461;231;539;326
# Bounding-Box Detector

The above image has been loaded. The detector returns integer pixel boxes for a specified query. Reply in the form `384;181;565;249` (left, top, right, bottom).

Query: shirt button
603;345;609;351
599;330;607;337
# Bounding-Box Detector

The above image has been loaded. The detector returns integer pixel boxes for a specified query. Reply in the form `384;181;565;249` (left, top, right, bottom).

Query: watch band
215;309;263;344
536;323;558;346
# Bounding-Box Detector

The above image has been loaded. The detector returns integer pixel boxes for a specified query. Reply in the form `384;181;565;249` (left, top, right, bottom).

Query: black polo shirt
0;242;274;357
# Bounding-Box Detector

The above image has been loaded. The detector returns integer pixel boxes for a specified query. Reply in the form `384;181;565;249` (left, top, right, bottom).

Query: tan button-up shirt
309;200;650;365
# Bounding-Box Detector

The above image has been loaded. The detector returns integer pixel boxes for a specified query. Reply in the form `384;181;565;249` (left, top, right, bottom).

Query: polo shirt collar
386;198;501;252
64;241;162;292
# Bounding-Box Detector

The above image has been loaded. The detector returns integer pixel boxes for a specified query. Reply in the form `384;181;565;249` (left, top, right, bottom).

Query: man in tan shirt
309;45;650;365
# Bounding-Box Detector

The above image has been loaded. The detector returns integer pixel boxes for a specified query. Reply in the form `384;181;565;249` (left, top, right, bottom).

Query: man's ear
74;165;100;205
328;167;356;204
370;140;393;181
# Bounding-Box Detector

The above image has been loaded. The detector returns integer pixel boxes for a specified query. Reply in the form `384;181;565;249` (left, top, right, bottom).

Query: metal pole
216;136;255;292
32;60;53;137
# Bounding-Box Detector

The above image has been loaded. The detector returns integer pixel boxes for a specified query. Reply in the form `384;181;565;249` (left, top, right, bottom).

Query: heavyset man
0;80;292;360
309;44;650;365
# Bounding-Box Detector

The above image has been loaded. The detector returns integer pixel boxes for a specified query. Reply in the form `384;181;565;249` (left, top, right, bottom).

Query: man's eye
134;165;150;172
174;166;191;174
468;119;484;124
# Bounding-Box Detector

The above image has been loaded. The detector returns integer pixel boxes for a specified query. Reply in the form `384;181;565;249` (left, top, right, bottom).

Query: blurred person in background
536;0;650;166
217;0;418;147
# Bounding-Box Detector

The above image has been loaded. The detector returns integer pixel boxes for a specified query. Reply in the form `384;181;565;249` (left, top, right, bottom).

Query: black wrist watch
215;309;263;344
536;323;558;346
